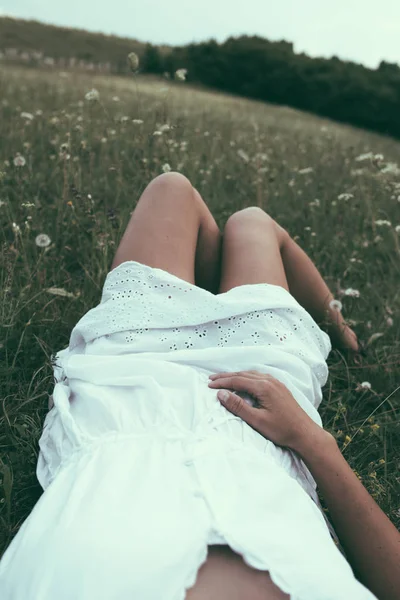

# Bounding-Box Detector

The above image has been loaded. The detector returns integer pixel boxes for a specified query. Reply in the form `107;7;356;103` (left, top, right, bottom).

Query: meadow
0;63;399;555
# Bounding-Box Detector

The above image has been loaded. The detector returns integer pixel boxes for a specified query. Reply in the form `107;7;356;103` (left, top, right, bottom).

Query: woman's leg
110;173;222;294
219;207;359;352
278;228;360;352
192;187;223;295
186;545;289;600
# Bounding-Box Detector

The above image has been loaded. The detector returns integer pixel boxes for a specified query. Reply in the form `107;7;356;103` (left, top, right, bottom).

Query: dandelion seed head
343;288;360;298
13;153;26;167
361;381;372;389
329;299;343;312
127;52;139;72
35;233;51;247
175;68;187;81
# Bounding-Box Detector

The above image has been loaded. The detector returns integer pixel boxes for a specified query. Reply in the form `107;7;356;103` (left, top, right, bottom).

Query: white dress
0;260;377;600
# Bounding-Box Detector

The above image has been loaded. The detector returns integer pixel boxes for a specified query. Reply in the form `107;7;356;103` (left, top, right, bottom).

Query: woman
0;172;398;599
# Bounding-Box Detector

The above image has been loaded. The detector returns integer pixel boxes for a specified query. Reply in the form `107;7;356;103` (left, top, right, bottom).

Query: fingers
208;374;266;394
209;370;268;381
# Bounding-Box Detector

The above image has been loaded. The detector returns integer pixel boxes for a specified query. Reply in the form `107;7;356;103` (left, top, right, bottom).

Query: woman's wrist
291;424;337;461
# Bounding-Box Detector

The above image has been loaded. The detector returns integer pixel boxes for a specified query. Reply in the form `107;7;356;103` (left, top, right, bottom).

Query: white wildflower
101;137;107;143
380;163;400;175
309;199;320;207
395;225;400;233
35;233;51;248
20;112;34;120
85;89;100;101
373;154;384;162
237;149;250;163
329;299;343;312
175;68;187;81
153;130;163;136
35;109;43;116
13;153;26;167
344;288;360;298
112;96;120;102
21;202;35;208
338;193;354;201
357;381;372;391
298;167;314;174
386;317;394;327
46;287;76;298
162;163;171;173
159;123;171;132
132;119;144;124
12;222;21;234
355;152;374;162
374;219;391;227
127;52;139;72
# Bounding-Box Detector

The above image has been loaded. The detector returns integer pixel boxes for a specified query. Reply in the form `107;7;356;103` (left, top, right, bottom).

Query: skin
208;371;400;600
110;172;368;598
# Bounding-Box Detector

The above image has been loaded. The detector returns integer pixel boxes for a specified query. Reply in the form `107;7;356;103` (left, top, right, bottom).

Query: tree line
1;17;400;140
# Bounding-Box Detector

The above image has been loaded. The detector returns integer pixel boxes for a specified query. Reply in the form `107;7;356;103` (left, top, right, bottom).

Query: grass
0;63;399;556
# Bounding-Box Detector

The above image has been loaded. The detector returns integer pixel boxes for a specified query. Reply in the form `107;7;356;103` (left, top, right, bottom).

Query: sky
1;0;400;70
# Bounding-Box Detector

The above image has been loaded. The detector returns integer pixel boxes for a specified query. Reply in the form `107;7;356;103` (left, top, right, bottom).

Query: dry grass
0;64;399;555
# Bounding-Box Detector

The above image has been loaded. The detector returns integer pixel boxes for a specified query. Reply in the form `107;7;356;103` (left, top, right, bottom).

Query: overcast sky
1;0;400;70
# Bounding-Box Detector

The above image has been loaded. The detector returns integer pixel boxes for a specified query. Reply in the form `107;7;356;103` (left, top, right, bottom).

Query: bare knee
150;171;193;193
225;207;274;233
225;207;288;249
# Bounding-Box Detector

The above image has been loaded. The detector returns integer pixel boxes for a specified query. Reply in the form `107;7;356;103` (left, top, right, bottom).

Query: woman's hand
208;370;331;452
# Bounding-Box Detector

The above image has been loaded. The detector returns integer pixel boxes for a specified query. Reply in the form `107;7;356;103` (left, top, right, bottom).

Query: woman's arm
293;428;400;600
209;372;400;600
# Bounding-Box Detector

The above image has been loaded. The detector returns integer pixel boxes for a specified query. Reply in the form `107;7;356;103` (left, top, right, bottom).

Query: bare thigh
185;545;289;600
218;207;289;295
110;172;202;284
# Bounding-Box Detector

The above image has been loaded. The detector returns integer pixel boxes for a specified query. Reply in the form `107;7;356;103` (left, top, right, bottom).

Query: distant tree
141;43;164;74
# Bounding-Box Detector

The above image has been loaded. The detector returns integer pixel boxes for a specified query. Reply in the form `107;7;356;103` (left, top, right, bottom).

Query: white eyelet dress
0;261;377;600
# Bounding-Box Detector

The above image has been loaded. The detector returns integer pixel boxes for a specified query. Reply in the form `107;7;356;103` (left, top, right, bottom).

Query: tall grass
0;64;399;555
